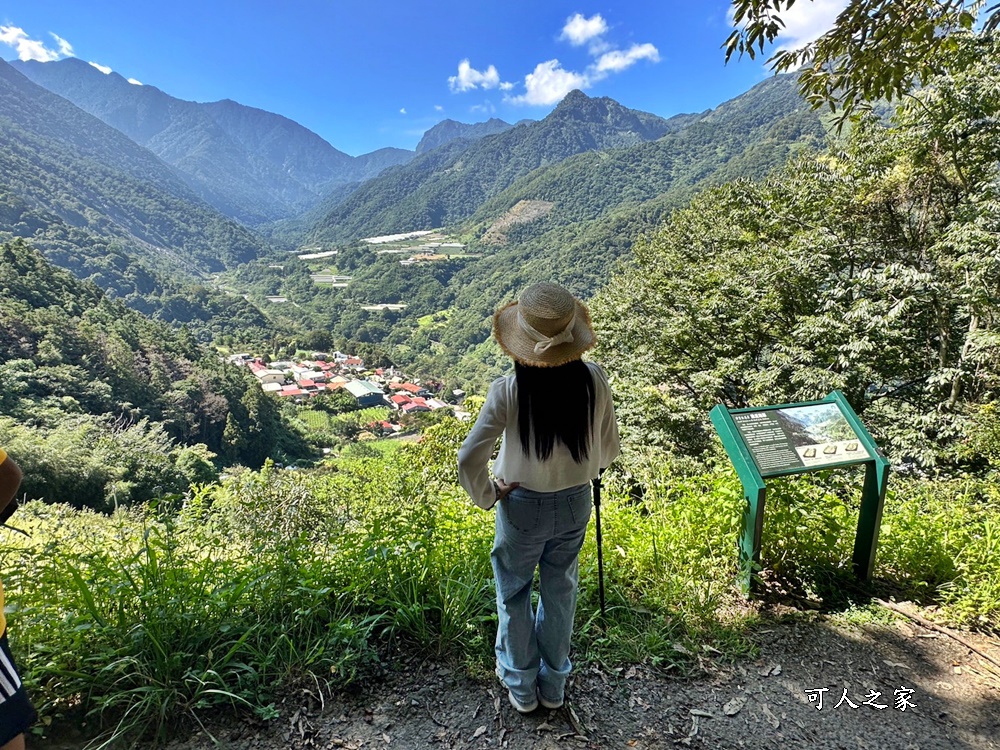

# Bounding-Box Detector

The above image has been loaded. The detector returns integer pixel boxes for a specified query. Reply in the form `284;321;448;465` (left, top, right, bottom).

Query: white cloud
128;78;143;86
470;100;497;115
0;25;63;61
507;60;588;106
594;43;659;74
560;13;607;46
434;104;443;112
50;32;73;57
469;12;661;107
400;107;407;115
448;59;501;93
764;0;849;52
89;61;112;74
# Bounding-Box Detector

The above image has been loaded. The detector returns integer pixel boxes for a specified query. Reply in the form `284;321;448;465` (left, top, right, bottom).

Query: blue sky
0;1;847;156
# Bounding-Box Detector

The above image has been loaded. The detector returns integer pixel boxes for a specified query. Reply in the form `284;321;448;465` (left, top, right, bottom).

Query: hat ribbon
518;309;576;354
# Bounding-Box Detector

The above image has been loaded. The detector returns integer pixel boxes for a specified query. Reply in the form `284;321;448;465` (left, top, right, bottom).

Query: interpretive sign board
731;402;871;476
710;391;889;594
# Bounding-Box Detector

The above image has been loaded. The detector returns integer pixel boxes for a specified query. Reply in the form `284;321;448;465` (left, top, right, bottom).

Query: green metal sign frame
709;390;890;594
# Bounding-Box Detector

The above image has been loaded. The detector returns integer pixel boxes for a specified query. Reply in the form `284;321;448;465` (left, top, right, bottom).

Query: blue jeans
491;482;592;705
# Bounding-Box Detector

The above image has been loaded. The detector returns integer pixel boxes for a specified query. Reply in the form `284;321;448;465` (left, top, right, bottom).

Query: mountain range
310;76;822;249
1;54;830;382
309;89;690;243
0;58;263;274
415;117;514;154
11;58;413;225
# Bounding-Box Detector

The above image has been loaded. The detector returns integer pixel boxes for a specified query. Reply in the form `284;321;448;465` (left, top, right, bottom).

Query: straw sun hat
493;282;596;367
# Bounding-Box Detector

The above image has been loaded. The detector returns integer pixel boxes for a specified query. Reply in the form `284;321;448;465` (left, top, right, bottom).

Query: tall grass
1;429;998;746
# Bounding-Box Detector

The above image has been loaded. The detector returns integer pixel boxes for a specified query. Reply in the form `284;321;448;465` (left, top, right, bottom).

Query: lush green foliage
0;239;313;508
3;479;382;744
293;405;393;447
725;1;995;126
2;415;998;745
594;36;1000;472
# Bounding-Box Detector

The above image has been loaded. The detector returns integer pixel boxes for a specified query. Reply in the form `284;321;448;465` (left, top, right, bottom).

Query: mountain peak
556;89;592;107
539;91;672;146
415;117;513;154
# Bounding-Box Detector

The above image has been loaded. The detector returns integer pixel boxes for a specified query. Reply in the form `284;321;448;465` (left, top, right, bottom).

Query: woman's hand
494;479;519;502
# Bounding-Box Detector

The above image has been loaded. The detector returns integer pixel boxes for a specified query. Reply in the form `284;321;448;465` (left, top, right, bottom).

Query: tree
174;444;219;486
594;39;1000;470
724;0;999;124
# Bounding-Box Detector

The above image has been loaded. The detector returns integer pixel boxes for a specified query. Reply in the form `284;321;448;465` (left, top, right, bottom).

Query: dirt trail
31;615;1000;750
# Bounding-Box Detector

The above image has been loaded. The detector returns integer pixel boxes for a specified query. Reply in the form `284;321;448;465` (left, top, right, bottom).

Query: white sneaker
508;690;539;714
537;691;564;710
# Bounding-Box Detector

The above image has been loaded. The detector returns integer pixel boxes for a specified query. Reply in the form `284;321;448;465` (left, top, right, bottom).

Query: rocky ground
32;606;998;750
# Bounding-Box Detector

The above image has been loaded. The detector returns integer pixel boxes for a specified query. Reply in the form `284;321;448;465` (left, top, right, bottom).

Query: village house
326;375;350;390
389;393;452;414
366;420;402;437
295;370;328;384
401;401;431;415
254;369;286;386
401;382;430;397
345;379;386;407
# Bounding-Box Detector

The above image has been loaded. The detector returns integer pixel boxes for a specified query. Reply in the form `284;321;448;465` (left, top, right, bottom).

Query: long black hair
515;359;595;463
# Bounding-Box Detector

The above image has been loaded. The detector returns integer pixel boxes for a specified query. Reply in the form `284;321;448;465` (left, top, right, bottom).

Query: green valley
0;10;998;747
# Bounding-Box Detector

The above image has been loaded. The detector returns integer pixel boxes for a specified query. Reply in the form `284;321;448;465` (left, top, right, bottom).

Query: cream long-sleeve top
457;361;621;509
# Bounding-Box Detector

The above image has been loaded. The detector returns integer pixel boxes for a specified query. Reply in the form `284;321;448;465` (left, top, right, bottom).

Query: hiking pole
592;471;606;621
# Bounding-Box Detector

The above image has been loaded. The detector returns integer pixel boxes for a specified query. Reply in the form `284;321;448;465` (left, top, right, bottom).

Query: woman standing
458;282;620;714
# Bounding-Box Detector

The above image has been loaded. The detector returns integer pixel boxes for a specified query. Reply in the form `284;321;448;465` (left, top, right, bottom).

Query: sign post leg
739;485;767;595
852;459;890;580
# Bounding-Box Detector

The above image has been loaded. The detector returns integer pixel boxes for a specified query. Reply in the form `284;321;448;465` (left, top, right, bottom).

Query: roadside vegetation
2;413;998;746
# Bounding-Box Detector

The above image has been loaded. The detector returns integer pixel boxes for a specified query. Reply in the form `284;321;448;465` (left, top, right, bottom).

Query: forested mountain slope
13;58;415;224
466;74;820;238
395;75;829;387
0;185;271;341
0;59;264;274
308;90;677;242
0;238;311;509
590;36;1000;472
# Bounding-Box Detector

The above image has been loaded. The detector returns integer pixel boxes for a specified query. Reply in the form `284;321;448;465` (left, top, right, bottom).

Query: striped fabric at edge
0;644;22;704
